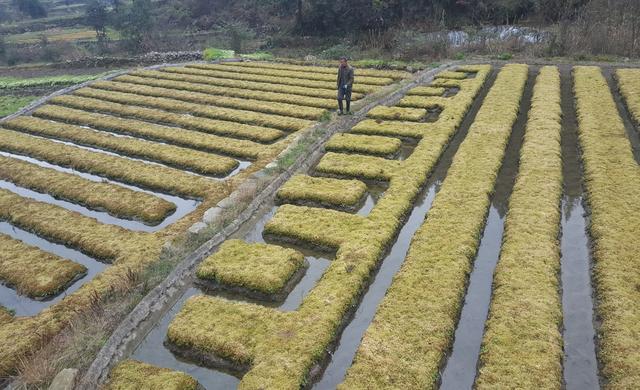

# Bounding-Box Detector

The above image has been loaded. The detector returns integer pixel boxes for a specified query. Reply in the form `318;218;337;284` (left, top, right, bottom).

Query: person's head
339;57;348;67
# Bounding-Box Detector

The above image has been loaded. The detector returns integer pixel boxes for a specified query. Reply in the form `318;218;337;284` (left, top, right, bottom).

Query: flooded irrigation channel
439;67;536;390
558;67;599;390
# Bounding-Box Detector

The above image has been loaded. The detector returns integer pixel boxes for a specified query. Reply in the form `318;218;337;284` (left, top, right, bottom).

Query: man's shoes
338;110;344;115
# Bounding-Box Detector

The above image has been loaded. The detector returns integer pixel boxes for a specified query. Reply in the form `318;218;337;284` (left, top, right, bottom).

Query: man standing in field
337;56;354;115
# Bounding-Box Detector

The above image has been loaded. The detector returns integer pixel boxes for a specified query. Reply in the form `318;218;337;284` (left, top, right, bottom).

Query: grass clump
316;152;401;181
0;306;13;324
325;133;401;157
406;86;445;96
0;155;176;224
477;66;563;389
115;74;336;109
616;68;640;125
107;360;199;390
342;64;528;388
165;64;494;389
89;81;324;120
203;48;235;61
367;105;427;121
196;239;305;295
0;233;87;298
276;174;367;210
574;66;640;389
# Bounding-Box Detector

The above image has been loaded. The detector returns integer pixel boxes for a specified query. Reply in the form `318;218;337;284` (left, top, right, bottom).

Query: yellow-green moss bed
44;97;289;143
407;86;445;96
366;106;427;121
477;66;563;389
324;133;402;157
196;240;305;296
164;64;493;389
222;60;411;80
0;233;87;298
574;66;640;389
276;174;368;210
616;68;640;125
113;75;337;109
106;360;199;390
87;81;325;119
163;65;379;94
129;69;364;101
3;116;237;177
342;64;528;388
0;128;217;198
31;105;264;159
0;155;176;224
189;63;394;86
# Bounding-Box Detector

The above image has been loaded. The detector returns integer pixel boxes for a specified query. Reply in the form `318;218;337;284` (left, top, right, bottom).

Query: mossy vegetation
165;64;492;389
223;61;410;80
616;68;640;125
106;360;199;390
0;128;219;198
342;64;528;388
366;105;427;121
325;133;402;157
31;105;264;159
47;96;291;141
0;233;87;298
87;81;325;119
574;66;640;389
477;66;563;389
406;86;445;96
0;60;407;379
0;155;176;224
4;116;241;176
196;240;305;295
189;63;394;86
276;175;368;209
114;75;337;109
129;69;364;101
316;152;402;181
163;66;380;94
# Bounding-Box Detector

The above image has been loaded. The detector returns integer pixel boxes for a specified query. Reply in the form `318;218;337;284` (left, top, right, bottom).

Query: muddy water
0;221;107;316
439;68;535;390
559;68;599;390
0;151;199;231
602;68;640;165
314;67;500;390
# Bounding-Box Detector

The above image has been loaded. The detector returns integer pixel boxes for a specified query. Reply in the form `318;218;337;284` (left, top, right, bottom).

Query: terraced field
0;60;408;380
3;61;640;390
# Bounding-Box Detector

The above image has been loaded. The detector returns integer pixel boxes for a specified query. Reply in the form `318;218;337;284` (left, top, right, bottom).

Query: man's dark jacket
337;65;355;88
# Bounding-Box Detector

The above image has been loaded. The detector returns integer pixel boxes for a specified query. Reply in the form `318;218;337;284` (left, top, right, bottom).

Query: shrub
203;48;235;61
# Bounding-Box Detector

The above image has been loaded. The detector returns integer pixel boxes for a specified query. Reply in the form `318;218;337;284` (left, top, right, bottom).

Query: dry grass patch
367;106;427;121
